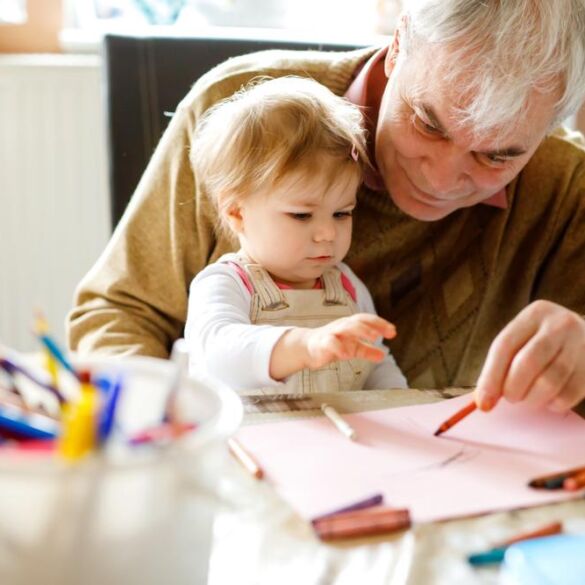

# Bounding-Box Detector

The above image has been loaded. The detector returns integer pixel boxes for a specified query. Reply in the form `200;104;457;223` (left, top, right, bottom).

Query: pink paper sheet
237;395;585;523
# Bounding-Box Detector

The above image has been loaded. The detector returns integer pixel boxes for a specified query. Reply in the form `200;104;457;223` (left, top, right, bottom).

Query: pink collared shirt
345;47;508;209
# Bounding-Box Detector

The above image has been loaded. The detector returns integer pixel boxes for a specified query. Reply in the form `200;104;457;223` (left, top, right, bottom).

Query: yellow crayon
58;370;99;460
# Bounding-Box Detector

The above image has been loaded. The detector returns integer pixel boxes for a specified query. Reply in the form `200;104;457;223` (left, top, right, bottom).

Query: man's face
375;40;559;220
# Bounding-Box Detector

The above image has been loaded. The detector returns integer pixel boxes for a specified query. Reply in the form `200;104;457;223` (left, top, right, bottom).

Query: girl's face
227;163;360;289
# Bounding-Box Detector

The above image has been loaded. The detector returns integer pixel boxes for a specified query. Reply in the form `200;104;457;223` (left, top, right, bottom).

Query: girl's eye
288;212;312;221
333;210;353;219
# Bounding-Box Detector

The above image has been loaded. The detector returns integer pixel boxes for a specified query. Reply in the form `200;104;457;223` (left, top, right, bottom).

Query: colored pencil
321;403;357;441
0;358;66;404
228;437;264;479
98;376;123;443
0;403;59;440
434;399;477;436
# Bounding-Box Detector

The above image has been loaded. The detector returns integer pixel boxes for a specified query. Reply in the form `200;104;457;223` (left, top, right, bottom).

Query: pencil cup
0;355;242;585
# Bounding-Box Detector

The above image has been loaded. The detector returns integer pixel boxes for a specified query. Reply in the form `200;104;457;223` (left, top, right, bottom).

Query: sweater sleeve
338;264;408;389
532;162;585;315
184;263;292;391
67;95;219;358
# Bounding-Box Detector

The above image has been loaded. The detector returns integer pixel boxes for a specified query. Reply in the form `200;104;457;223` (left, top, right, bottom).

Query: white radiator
0;54;110;352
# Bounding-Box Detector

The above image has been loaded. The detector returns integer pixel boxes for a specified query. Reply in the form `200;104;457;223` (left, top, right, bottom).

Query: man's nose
420;143;471;197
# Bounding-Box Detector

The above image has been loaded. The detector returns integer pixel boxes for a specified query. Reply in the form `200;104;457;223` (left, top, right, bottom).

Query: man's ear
225;203;244;234
385;15;407;77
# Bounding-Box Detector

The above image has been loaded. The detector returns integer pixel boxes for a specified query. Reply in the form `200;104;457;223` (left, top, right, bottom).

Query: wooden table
208;389;585;585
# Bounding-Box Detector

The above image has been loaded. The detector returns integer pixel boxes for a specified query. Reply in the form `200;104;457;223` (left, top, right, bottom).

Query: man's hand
269;314;396;381
475;300;585;413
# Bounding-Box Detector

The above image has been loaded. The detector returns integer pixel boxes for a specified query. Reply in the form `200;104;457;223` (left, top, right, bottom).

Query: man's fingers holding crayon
475;300;585;412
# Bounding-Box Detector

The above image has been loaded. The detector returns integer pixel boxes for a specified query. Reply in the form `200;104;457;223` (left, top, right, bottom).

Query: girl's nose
313;220;336;242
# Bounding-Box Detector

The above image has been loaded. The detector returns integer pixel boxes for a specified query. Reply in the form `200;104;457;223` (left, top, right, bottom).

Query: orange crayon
434;399;477;436
497;521;563;547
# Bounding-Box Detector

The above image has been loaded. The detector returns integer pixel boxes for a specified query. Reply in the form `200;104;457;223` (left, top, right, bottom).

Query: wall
0;54;110;351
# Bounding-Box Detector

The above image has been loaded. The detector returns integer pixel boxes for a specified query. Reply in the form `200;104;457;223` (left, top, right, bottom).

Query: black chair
103;33;364;229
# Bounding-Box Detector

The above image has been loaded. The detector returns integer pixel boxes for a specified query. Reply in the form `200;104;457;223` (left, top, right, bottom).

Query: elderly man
69;0;585;412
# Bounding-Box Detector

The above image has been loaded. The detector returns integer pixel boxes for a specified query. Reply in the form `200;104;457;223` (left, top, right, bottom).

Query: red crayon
434;400;477;436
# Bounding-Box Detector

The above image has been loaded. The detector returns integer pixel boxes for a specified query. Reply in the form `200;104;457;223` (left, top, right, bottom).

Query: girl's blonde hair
191;76;369;233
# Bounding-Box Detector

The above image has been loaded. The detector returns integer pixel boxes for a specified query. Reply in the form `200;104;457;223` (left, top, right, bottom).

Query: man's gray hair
402;0;585;134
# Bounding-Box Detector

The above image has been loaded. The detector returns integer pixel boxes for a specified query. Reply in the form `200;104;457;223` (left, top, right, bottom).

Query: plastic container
0;355;243;585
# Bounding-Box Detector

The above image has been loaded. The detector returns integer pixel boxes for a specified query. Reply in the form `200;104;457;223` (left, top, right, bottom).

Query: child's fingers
333;317;392;342
354;341;385;362
309;334;349;367
346;314;397;339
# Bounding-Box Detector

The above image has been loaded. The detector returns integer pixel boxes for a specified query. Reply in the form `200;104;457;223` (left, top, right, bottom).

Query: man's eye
333;210;353;219
413;114;441;136
288;212;312;221
478;153;510;168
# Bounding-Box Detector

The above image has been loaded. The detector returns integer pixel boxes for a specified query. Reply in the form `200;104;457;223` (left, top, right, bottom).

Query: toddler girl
185;76;407;393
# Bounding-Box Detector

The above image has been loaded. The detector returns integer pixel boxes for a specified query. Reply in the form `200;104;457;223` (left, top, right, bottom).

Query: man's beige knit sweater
68;48;585;389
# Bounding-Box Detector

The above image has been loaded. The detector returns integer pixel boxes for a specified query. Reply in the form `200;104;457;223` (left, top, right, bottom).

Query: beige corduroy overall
233;256;374;394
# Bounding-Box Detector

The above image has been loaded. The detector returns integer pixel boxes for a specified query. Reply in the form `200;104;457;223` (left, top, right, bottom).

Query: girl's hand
302;313;396;369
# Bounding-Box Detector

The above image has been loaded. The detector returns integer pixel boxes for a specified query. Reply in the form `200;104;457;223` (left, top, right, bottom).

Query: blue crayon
467;546;507;566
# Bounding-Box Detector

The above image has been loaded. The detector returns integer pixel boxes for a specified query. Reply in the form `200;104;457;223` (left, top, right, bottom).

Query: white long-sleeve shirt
184;255;407;391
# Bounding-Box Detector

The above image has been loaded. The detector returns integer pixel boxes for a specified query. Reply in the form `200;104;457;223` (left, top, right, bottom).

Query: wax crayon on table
563;470;585;491
467;521;563;566
528;465;585;489
312;506;411;541
434;399;477;436
497;521;563;547
468;546;507;566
